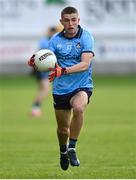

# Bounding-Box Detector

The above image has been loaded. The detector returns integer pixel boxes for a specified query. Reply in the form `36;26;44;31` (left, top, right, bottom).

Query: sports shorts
53;88;93;110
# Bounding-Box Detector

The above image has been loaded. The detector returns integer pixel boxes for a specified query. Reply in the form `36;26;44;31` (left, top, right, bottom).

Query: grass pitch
0;75;136;178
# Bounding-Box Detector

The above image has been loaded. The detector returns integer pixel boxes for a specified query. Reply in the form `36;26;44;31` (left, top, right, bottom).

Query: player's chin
68;29;76;35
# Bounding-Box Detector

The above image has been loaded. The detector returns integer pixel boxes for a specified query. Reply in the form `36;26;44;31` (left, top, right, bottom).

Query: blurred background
0;0;136;74
0;0;136;178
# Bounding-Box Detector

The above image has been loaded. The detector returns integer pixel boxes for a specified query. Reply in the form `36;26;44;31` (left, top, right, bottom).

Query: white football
34;49;57;71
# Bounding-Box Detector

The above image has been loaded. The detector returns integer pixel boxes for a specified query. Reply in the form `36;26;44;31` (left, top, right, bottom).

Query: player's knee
73;103;84;115
57;127;69;136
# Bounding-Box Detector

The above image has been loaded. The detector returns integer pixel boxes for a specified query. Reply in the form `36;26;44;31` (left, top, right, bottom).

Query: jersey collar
59;25;83;39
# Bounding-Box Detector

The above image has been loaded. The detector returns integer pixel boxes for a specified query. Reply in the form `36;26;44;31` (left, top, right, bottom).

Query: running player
48;6;95;170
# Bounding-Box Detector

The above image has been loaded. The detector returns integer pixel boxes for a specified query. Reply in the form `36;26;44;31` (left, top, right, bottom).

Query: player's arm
66;52;94;74
49;52;94;82
65;32;95;74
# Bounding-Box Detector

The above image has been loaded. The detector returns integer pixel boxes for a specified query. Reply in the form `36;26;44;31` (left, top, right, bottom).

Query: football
34;49;57;71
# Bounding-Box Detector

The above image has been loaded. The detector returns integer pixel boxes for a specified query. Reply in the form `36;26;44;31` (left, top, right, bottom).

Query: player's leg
31;75;50;117
34;78;50;104
70;91;88;138
55;109;71;145
68;91;89;166
55;109;71;170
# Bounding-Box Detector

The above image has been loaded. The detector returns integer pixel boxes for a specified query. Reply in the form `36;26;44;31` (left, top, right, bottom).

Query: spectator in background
30;26;58;117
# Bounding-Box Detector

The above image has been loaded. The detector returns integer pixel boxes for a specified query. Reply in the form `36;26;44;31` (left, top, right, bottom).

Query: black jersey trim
59;25;83;39
82;51;95;56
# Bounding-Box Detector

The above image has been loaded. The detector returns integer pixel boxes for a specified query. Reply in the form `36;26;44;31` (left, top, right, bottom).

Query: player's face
60;13;80;37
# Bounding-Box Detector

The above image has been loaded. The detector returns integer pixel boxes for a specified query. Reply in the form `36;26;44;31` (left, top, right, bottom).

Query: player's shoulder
81;28;94;43
49;32;60;43
82;28;93;38
51;32;60;39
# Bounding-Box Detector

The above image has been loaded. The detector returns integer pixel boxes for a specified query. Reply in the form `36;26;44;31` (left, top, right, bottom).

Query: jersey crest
76;42;81;49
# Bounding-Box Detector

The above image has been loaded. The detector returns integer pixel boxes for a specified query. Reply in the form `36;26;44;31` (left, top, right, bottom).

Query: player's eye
64;19;70;22
71;18;77;22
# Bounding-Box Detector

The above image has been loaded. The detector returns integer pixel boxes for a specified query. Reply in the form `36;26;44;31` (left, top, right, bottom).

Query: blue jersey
48;26;94;95
38;37;49;50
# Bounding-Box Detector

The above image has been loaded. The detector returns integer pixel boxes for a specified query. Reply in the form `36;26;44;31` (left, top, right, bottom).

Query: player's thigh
70;91;88;110
55;109;71;128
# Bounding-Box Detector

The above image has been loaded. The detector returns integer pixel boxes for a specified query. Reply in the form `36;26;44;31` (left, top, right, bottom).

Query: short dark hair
61;6;78;18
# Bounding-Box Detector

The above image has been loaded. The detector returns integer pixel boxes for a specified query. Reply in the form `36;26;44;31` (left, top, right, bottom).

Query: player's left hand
28;54;36;68
49;64;67;82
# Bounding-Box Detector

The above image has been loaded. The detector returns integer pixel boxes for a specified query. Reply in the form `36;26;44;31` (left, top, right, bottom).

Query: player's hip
53;87;93;110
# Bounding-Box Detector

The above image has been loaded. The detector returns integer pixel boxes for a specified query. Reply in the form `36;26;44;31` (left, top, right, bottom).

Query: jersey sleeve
82;31;95;56
38;38;49;50
48;35;56;53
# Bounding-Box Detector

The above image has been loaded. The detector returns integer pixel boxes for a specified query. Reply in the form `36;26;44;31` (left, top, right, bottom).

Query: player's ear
60;19;63;26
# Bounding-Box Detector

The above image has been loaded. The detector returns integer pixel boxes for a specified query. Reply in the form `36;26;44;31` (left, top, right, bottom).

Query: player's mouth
68;27;74;30
68;27;75;33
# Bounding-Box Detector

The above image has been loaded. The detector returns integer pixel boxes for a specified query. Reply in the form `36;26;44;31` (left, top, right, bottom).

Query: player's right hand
28;54;36;68
48;63;67;82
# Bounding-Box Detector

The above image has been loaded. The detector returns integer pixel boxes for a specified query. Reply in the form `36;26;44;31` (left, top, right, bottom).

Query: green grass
0;75;136;178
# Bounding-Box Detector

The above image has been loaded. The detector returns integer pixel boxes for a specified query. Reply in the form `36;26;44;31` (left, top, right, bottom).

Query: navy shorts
53;88;93;110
